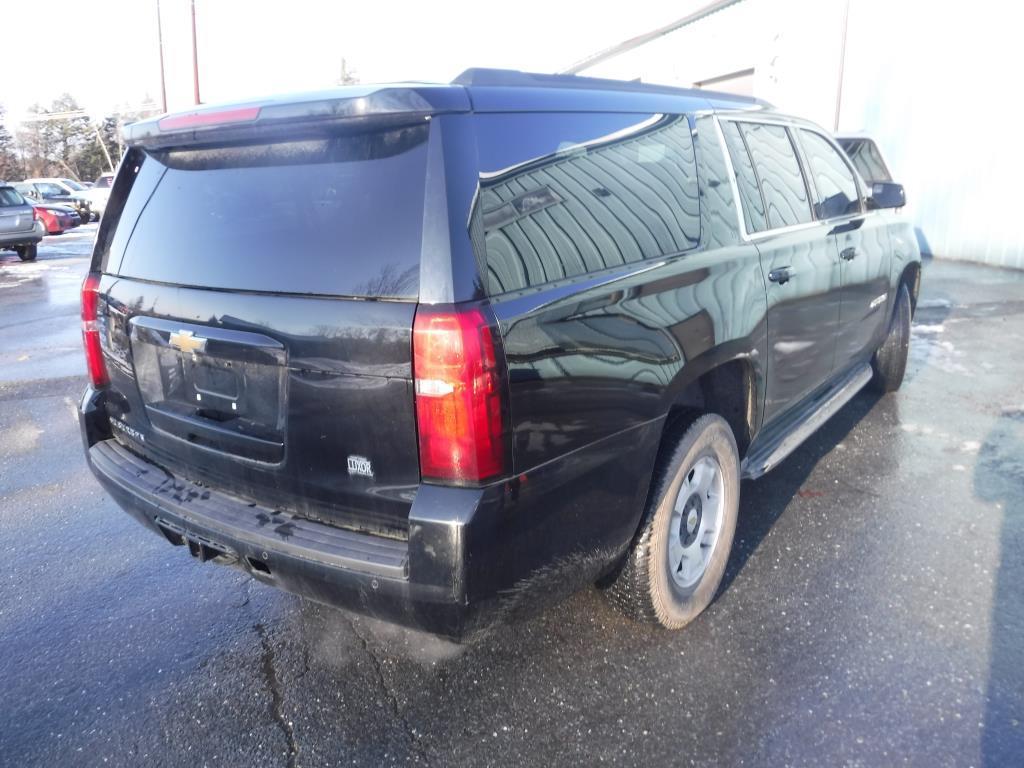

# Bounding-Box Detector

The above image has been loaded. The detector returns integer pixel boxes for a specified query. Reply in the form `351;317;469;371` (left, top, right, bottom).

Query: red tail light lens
158;106;260;131
81;273;109;388
413;306;506;484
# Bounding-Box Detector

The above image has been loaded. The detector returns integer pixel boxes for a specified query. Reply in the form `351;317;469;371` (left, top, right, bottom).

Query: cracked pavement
1;231;1022;766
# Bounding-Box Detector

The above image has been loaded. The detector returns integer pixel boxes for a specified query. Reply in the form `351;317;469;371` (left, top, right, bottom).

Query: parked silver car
0;185;44;261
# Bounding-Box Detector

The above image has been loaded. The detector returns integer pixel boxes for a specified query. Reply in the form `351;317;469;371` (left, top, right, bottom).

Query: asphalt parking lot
1;229;1022;767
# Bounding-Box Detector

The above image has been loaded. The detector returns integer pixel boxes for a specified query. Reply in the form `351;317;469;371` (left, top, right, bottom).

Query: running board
741;363;873;480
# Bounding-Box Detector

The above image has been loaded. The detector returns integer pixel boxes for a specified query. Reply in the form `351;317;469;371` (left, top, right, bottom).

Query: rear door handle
840;247;859;261
829;217;865;235
768;267;793;285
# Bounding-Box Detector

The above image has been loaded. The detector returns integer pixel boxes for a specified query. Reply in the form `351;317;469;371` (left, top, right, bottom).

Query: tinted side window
721;120;767;233
739;123;812;229
837;138;892;183
798;130;860;219
475;113;700;295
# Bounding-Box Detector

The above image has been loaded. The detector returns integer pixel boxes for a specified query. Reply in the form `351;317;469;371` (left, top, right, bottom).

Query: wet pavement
1;231;1022;767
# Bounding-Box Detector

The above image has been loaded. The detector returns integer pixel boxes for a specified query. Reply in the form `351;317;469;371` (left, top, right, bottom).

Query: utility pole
338;58;358;86
156;0;167;112
833;0;850;131
94;124;115;172
191;0;201;105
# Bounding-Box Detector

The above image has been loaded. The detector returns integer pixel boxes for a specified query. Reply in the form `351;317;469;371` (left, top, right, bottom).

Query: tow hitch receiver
156;517;238;565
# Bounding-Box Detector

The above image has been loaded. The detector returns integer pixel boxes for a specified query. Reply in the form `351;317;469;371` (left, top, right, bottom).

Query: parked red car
26;198;77;235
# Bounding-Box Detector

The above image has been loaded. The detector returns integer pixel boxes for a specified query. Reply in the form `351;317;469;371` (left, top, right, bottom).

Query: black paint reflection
477;114;700;295
483;114;768;472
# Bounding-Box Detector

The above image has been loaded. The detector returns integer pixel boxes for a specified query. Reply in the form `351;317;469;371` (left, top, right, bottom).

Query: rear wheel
604;413;740;629
869;283;911;393
15;244;37;262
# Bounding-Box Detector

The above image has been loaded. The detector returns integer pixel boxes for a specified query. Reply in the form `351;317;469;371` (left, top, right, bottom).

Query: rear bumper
80;386;661;640
84;435;485;639
0;228;43;248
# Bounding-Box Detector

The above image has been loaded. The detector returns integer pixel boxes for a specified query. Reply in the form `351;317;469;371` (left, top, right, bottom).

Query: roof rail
451;67;763;105
453;68;641;90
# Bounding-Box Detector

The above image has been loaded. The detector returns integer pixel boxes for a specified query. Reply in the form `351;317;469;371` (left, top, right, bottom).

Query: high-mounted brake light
158;106;260;132
81;272;109;388
413;307;507;484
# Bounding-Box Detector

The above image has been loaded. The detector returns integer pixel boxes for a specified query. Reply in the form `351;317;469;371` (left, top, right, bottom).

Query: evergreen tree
0;105;23;181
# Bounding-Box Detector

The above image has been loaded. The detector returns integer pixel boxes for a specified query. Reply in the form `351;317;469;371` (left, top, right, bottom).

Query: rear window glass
95;175;113;188
112;124;429;299
0;188;25;206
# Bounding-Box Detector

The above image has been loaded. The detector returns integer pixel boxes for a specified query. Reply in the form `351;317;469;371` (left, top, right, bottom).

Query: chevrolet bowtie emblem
168;329;207;355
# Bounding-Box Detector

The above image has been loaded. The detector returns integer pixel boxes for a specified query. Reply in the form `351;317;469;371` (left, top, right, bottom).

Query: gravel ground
1;230;1022;767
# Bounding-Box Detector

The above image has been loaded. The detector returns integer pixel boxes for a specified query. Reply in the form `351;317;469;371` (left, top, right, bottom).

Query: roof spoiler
123;85;470;149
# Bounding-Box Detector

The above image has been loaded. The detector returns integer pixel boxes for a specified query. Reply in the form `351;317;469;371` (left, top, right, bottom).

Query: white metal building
570;0;1024;270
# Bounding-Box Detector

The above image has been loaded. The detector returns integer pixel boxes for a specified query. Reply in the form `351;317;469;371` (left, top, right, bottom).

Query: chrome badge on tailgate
347;455;374;478
168;329;208;356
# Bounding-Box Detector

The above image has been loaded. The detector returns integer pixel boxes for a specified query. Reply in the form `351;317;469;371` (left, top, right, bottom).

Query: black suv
79;70;920;640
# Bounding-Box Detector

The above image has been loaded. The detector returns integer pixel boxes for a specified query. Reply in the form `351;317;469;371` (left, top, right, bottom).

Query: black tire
604;413;740;629
869;283;911;393
15;244;37;262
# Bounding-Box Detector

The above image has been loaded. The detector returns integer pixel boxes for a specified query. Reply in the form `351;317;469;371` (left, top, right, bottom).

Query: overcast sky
2;0;690;126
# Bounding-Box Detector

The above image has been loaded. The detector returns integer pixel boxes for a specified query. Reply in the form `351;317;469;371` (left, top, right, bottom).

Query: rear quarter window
111;124;430;299
473;112;700;296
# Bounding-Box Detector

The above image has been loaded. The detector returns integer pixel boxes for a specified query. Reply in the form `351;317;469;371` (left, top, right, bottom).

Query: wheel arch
899;261;922;316
662;352;760;460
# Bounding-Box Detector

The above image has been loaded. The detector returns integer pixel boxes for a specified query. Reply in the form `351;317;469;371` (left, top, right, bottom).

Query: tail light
413;306;508;484
158;106;260;131
81;273;109;388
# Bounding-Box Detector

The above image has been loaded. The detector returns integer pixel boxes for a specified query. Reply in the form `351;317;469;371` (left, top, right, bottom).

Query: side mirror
868;181;905;210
